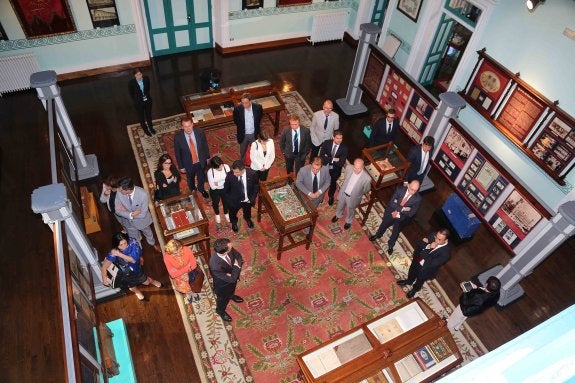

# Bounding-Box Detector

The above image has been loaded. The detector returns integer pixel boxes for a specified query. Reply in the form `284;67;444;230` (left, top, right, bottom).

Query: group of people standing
120;70;500;327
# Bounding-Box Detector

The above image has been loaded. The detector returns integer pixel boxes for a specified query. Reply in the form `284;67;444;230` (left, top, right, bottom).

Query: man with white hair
331;158;371;230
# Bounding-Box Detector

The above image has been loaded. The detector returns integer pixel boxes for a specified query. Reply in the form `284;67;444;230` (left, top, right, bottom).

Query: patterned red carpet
128;91;486;382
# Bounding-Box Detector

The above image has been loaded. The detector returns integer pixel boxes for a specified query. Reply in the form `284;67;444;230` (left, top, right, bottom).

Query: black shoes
143;128;153;137
396;279;410;286
331;215;339;223
246;219;254;229
149;126;157;135
231;223;239;233
344;223;351;230
201;190;210;199
406;289;417;299
231;295;244;303
219;312;232;322
328;197;334;206
369;235;380;242
387;247;394;255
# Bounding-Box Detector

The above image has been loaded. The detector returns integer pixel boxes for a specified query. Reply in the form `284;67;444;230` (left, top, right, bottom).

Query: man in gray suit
310;99;339;161
279;114;311;176
296;156;330;208
115;177;161;252
331;158;372;230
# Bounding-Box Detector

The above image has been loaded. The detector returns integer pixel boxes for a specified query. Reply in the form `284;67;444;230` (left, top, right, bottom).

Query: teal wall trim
229;1;354;20
0;25;136;52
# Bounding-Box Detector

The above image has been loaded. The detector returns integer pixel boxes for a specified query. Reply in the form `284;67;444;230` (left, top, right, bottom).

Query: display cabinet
155;191;210;262
257;176;319;259
296;299;462;383
359;143;410;224
180;81;286;135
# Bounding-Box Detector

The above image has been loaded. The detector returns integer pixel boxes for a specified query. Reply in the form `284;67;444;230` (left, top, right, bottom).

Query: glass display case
257;176;319;259
180;81;286;135
359;143;411;225
297;299;462;383
155;192;210;262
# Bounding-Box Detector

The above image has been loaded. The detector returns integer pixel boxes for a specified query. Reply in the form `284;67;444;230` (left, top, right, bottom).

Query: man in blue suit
405;136;435;183
209;238;244;322
233;93;263;162
174;117;210;198
369;180;422;255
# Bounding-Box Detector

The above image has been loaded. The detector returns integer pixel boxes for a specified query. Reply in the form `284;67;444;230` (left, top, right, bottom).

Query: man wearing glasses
368;108;399;147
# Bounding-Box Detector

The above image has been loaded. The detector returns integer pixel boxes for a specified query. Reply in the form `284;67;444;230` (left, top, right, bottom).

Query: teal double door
143;0;212;56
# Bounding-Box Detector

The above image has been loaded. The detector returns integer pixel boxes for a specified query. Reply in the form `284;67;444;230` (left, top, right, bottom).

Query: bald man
331;158;371;230
310;99;339;161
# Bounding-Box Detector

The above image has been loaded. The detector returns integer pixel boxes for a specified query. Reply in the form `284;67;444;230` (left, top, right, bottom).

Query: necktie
239;176;245;198
293;131;299;154
387;123;392;134
224;254;231;265
312;173;318;193
128;194;133;206
188;134;199;163
400;194;410;206
324;115;328;130
331;144;338;158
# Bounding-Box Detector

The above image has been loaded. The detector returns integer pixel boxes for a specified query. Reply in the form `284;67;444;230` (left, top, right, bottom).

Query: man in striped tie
174;117;211;198
369;180;422;255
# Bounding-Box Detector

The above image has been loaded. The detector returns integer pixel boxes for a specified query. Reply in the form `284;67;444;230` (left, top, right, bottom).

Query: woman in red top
163;239;201;303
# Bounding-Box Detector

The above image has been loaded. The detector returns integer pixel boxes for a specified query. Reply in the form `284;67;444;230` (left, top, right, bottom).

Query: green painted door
144;0;212;57
418;13;455;86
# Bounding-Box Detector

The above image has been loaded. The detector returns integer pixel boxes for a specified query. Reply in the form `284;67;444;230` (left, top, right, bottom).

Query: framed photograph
397;0;423;22
9;0;76;38
86;0;119;28
277;0;311;6
243;0;263;9
0;22;7;41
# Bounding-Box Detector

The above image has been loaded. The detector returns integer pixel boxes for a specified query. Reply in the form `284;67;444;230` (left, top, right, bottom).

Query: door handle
187;14;191;22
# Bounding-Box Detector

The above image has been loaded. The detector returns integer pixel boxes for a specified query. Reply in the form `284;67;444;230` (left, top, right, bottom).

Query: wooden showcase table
359;143;411;225
180;81;286;135
257;176;319;260
154;191;210;263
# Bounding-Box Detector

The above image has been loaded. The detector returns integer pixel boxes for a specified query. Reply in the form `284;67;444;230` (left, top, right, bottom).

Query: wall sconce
526;0;545;11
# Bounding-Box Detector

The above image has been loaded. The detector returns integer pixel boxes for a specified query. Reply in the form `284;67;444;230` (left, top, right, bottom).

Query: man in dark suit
209;238;244;322
279;115;311;176
115;176;161;253
128;68;155;137
174;117;210;198
368;108;399;147
369;180;422;255
319;130;348;206
223;160;259;233
406;135;435;183
233;93;263;162
397;228;451;298
295;157;331;208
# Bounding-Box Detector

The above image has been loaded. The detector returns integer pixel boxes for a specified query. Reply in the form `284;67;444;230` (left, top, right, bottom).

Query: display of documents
367;302;429;343
301;330;372;378
255;95;281;109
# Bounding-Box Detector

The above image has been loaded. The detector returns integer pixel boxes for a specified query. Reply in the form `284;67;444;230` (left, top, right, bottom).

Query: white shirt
207;165;229;190
291;128;300;151
310;170;322;194
344;171;361;195
238;172;249;202
419;148;429;175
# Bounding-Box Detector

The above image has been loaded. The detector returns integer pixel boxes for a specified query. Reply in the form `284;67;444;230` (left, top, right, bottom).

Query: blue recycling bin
441;194;481;239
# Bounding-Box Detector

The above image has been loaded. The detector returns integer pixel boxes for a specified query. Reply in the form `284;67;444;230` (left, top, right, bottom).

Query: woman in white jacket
249;130;275;181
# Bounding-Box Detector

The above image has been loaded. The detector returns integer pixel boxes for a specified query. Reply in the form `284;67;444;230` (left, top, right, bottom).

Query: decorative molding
229;0;354;20
0;24;136;52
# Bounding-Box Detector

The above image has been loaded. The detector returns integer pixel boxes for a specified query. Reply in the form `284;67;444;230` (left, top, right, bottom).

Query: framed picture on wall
0;22;7;41
277;0;312;6
86;0;120;28
397;0;423;22
9;0;77;38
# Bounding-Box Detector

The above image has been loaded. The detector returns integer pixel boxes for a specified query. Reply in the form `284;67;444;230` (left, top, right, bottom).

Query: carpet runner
127;91;486;383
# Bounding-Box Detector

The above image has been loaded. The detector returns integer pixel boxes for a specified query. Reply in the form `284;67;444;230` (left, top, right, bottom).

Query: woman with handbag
162;239;203;303
154;154;182;201
101;232;162;301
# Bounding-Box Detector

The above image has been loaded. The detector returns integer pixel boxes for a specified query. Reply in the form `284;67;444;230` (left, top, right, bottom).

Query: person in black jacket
128;68;155;136
209;238;244;322
447;276;501;331
223;160;259;233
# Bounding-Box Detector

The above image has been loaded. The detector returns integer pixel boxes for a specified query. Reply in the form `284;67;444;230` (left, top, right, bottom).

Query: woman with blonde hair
162;239;202;303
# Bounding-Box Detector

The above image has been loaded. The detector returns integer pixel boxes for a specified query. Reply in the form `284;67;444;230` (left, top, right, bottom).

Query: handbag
105;262;124;289
244;145;252;167
188;267;205;293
